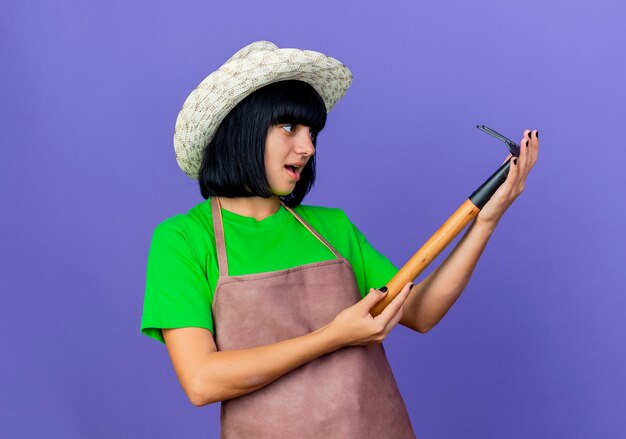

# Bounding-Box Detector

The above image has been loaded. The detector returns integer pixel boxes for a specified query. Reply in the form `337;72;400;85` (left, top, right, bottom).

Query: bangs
268;80;327;133
198;79;326;207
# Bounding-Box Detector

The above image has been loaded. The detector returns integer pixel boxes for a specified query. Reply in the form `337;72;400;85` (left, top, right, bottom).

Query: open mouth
284;165;301;180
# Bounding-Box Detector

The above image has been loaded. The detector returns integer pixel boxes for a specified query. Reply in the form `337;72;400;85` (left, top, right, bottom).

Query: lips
285;161;305;169
284;164;301;181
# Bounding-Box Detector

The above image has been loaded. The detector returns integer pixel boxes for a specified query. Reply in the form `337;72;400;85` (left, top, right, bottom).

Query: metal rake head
476;125;520;157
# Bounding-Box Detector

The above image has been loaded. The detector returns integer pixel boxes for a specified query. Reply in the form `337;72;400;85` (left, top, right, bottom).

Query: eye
281;124;317;140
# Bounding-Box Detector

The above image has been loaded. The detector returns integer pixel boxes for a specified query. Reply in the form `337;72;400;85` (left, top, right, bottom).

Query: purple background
2;1;625;437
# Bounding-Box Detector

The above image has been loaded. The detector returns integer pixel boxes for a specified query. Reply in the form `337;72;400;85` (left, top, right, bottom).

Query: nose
294;129;316;157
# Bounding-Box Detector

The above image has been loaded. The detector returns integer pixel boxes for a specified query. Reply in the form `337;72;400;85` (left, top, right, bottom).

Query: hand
476;129;540;226
329;282;414;347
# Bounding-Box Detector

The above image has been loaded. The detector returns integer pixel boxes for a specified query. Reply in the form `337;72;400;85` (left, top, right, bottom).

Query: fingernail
527;131;531;139
514;158;518;165
379;286;388;293
526;140;529;147
409;284;414;291
536;130;539;138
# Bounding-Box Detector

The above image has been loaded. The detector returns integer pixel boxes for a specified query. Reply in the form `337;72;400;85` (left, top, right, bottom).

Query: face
264;123;317;196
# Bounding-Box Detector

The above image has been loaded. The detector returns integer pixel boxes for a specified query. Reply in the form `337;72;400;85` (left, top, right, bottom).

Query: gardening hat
173;40;353;179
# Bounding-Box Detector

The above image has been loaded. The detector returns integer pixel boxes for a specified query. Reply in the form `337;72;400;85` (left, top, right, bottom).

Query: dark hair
198;80;327;207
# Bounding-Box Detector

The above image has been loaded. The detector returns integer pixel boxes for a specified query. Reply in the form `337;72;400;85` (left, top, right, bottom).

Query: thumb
362;287;387;307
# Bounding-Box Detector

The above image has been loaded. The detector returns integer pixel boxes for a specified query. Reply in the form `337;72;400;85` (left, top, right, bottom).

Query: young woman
140;41;538;438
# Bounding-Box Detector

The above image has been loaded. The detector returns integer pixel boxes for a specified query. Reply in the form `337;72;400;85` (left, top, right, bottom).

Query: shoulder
150;200;215;252
293;202;349;221
293;203;352;228
292;203;359;249
152;214;188;240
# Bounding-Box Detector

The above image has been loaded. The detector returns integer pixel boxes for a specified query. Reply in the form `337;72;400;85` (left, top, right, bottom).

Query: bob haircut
198;80;327;208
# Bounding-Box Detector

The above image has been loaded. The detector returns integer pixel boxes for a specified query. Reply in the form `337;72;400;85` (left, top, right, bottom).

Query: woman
140;41;538;438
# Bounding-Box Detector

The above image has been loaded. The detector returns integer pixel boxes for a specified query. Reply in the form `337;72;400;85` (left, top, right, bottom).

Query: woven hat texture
173;40;353;179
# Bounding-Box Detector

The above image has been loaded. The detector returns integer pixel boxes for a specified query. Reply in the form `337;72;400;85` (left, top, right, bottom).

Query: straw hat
173;40;353;179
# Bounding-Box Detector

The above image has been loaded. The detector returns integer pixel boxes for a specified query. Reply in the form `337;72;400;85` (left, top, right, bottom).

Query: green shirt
140;198;400;344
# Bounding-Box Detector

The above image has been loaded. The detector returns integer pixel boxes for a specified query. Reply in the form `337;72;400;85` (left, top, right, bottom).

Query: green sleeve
339;209;400;298
140;218;214;345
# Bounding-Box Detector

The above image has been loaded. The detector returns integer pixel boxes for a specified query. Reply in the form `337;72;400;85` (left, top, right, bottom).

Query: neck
215;195;282;221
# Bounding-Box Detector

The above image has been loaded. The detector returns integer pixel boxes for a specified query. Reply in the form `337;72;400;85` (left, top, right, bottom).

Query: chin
274;190;293;197
272;187;295;196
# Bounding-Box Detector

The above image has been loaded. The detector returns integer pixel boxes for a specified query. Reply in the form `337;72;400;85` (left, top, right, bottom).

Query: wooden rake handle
369;158;512;317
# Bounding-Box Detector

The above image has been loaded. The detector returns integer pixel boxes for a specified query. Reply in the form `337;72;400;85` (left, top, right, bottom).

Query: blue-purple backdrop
2;1;625;438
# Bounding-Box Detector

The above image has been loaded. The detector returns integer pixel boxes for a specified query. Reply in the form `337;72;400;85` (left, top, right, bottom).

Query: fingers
382;304;405;335
363;287;389;314
517;132;530;177
507;146;519;186
520;129;540;176
374;282;413;324
362;288;387;312
528;129;539;165
381;282;414;334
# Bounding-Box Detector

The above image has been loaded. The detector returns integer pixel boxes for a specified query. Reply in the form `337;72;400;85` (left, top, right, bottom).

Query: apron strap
211;196;229;277
210;197;343;277
280;200;343;259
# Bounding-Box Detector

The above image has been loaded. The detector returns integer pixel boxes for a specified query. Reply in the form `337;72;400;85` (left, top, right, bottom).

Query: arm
162;284;412;407
163;324;341;407
401;129;539;333
400;218;496;333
